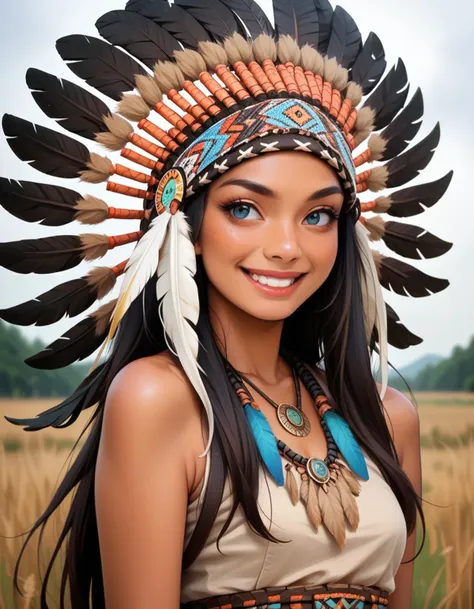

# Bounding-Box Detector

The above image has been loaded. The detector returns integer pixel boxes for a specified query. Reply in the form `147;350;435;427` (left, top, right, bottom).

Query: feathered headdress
1;0;452;457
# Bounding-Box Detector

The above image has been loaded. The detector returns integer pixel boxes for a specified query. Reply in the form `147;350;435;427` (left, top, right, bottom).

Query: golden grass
0;396;473;608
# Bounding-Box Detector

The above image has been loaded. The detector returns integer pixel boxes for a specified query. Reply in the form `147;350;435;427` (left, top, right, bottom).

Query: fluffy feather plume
95;113;133;151
367;166;389;192
223;32;254;65
324;57;349;91
276;35;301;65
197;40;228;71
300;44;324;76
345;81;363;106
79;152;114;183
135;74;163;108
74;195;109;224
157;211;215;458
154;60;185;92
117;93;150;122
173;49;207;80
252;33;277;63
354;106;375;146
368;133;387;161
356;222;387;399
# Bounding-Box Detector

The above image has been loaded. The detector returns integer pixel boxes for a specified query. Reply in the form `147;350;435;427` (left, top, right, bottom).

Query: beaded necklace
223;353;369;549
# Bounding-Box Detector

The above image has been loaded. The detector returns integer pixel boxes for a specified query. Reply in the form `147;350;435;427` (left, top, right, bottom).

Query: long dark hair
7;188;426;608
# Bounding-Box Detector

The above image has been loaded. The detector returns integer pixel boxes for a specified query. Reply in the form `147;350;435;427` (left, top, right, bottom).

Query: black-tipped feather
0;235;84;274
125;0;211;49
2;114;89;179
386;123;441;188
349;32;386;95
24;301;116;370
26;68;111;141
385;171;454;218
4;363;107;430
0;276;100;327
223;0;274;38
380;88;424;161
0;178;82;227
313;0;333;54
56;35;148;102
273;0;321;46
385;303;422;349
378;255;449;297
174;0;245;42
363;59;409;131
326;6;362;70
382;220;453;260
96;10;180;69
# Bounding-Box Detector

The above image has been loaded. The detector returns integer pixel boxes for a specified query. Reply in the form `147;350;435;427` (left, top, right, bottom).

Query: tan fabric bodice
180;448;407;603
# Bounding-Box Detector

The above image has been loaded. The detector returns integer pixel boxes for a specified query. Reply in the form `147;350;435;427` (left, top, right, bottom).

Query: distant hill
0;320;88;397
389;354;443;382
389;336;474;392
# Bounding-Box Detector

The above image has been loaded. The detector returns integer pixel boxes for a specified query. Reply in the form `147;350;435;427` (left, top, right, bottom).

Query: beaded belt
181;583;390;609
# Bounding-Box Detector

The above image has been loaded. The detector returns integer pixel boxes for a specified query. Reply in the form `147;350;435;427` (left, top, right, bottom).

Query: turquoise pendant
277;402;311;437
307;457;330;484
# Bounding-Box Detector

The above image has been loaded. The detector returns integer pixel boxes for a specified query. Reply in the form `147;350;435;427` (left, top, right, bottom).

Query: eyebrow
216;178;343;201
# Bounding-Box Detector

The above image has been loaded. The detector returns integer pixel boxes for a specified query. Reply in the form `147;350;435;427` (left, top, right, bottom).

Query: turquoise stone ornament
307;457;330;484
277;402;311;437
155;167;186;215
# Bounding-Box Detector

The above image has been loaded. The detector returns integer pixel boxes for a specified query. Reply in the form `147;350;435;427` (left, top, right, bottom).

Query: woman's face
195;151;345;321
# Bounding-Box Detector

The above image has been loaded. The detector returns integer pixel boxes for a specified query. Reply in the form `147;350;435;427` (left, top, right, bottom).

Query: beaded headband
1;0;453;456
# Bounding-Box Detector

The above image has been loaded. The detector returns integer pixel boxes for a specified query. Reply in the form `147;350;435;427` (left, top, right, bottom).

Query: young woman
1;1;453;607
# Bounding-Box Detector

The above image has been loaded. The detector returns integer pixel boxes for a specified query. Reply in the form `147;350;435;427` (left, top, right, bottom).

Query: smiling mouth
240;268;305;288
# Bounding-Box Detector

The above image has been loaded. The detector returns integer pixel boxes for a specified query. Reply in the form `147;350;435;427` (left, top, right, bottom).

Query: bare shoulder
106;351;202;426
377;383;420;463
103;351;206;489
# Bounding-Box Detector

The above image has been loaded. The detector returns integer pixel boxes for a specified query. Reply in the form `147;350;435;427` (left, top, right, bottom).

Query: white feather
157;210;215;458
356;222;388;400
108;213;171;338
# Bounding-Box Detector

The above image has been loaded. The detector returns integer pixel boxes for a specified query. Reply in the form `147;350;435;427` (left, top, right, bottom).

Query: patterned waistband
181;583;390;609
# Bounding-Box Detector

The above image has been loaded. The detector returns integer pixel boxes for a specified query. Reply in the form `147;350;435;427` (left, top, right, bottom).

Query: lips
242;267;304;296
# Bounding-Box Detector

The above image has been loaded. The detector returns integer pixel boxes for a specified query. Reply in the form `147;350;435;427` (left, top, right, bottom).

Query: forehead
209;150;342;194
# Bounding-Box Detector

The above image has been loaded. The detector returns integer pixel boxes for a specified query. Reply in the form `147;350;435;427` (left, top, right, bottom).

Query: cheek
307;229;339;280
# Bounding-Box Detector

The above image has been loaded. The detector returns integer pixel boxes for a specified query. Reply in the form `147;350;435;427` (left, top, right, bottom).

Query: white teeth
250;273;296;287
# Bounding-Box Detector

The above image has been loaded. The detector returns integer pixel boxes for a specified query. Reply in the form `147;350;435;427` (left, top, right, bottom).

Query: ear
194;239;202;255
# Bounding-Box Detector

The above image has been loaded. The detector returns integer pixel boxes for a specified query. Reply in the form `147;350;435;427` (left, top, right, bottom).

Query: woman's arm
382;387;422;609
95;355;199;609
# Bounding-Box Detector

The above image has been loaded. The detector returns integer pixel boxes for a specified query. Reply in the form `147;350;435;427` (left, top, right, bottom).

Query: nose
262;219;302;262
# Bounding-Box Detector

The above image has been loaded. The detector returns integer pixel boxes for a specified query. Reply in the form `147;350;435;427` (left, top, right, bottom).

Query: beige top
181;448;407;603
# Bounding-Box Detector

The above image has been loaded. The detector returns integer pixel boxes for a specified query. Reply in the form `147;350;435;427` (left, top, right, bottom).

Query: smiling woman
0;0;454;607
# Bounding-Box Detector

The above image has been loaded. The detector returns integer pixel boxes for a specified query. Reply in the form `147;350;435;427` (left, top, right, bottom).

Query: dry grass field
1;394;473;608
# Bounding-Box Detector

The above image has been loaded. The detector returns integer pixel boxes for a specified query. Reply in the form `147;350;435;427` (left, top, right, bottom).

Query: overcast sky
0;0;473;371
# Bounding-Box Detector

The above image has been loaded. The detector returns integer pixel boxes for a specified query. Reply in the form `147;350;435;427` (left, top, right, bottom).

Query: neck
206;282;289;384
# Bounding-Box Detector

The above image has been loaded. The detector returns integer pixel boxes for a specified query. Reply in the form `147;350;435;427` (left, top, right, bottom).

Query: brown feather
319;483;346;549
337;461;361;496
86;266;118;300
336;474;360;531
285;464;299;506
80;234;110;261
306;479;322;531
300;473;310;505
74;195;109;224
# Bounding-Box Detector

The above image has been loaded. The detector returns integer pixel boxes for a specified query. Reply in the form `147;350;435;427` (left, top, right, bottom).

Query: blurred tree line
391;335;474;392
0;320;88;397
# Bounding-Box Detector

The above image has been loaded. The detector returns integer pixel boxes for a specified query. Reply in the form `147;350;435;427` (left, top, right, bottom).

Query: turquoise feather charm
322;409;369;481
244;403;285;487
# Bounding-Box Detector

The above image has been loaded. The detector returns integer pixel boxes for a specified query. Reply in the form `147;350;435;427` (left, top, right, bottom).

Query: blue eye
305;210;332;226
228;203;260;220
